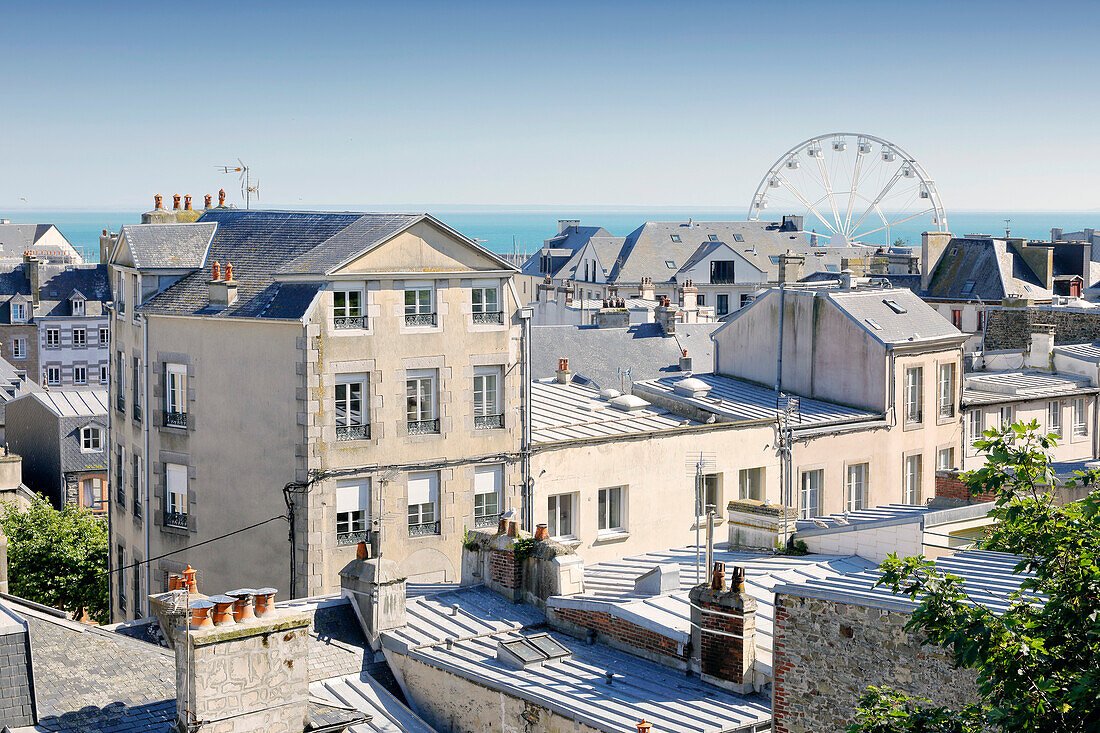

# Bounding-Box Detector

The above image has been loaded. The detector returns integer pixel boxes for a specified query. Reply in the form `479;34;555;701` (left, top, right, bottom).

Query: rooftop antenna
685;452;717;584
616;366;633;393
1004;218;1012;238
217;159;259;209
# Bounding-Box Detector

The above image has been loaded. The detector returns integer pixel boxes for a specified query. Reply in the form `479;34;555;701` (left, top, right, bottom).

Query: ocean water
3;207;1098;264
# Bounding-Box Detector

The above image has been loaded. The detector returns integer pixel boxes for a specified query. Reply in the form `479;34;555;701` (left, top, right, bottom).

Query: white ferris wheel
748;133;947;247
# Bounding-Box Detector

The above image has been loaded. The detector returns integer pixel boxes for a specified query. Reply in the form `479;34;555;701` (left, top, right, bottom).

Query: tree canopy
1;498;109;624
847;420;1100;732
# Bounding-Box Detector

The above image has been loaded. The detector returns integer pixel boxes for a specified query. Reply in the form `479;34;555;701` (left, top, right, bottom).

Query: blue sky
1;0;1098;210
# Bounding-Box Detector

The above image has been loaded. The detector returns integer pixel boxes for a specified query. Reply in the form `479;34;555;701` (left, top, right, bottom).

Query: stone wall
772;594;979;733
984;306;1100;351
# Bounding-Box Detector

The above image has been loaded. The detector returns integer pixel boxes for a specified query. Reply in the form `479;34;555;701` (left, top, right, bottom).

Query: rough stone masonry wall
984;306;1100;351
773;594;980;733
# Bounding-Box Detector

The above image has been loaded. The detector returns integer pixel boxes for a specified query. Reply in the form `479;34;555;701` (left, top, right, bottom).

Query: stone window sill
594;530;630;544
554;535;582;548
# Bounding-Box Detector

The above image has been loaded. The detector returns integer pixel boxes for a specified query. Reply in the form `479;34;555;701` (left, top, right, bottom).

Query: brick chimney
654;296;678;335
688;562;757;694
22;252;40;306
488;509;524;601
555;358;572;384
208;260;239;309
170;586;311;733
339;542;407;649
777;252;805;284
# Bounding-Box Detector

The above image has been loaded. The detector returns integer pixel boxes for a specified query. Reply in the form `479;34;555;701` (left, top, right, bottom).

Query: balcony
116;395;125;413
165;511;188;529
336;530;369;547
334;316;365;330
474;414;504;430
407;419;440;435
336;424;371;441
472;310;504;325
939;404;954;419
408;520;440;537
405;312;437;328
474;514;498;529
164;411;187;429
133;404;142;423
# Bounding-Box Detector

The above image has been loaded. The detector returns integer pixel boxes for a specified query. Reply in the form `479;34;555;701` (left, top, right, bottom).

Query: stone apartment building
107;209;524;622
0;255;111;389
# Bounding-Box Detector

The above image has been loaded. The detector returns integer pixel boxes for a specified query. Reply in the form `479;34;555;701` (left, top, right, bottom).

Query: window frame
406;471;440;535
335;375;369;439
71;298;85;316
404;284;434;316
166;363;187;415
73;365;87;385
45;365;61;386
336;479;370;543
12;337;25;360
473;465;503;527
80;426;102;452
166;463;188;517
45;327;60;349
473;366;502;428
937;362;955;419
845;462;868;512
73;327;87;348
99;326;109;345
904;453;923;504
547;493;575;539
904;366;923;425
799;468;823;519
967;409;985;455
471;283;500;316
716;294;730;317
99;364;109;384
738;467;763;501
10;302;26;323
937;447;955;471
332;288;365;330
1047;400;1062;438
597;486;625;534
1073;397;1089;437
406;370;437;429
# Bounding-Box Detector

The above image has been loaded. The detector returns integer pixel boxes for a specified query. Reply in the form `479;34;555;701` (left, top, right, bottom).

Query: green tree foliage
1;498;109;624
847;420;1100;732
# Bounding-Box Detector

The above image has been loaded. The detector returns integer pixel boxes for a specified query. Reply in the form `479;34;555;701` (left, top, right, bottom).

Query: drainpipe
106;300;115;615
519;306;534;531
142;309;151;611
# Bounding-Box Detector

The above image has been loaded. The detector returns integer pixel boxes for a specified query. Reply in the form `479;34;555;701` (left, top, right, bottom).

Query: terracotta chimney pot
218;189;226;206
172;195;181;210
204;194;212;209
356;541;369;560
558;358;568;371
534;524;549;541
154;194;163;210
209;595;236;625
225;262;233;281
183;565;198;594
637;721;653;733
506;520;518;538
731;565;746;593
212;260;220;281
184;195;192;210
497;517;508;535
711;560;726;591
227;589;256;622
189;599;214;629
253;587;278;618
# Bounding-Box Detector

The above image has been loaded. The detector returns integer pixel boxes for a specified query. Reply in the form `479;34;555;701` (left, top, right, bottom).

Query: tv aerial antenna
685;451;717;584
217;159;260;209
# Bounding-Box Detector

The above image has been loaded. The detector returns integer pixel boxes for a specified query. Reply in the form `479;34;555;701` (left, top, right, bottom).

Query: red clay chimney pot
204;194;212;209
225;262;233;281
218;189;226;206
356;541;369;560
534;524;549;541
172;195;181;210
154;194;163;210
184;195;192;210
711;560;726;591
212;261;220;281
253;588;278;618
183;565;198;594
637;720;653;733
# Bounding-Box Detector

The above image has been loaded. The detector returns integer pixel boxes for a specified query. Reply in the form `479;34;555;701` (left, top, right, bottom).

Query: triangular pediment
335;219;511;275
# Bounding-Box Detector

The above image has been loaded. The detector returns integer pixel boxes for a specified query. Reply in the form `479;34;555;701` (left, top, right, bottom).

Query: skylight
665;260;676;269
883;299;907;314
769;256;781;264
496;633;572;670
865;318;883;330
733;233;744;242
961;280;976;295
670;234;681;242
825;265;839;272
708;234;719;242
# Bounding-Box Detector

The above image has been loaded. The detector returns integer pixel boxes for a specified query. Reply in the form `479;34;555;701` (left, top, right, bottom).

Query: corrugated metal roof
1054;341;1100;362
773;549;1034;614
793;502;996;537
531;379;699;444
408;630;772;733
310;674;437;733
381;585;545;652
28;388;108;417
962;370;1097;405
634;373;877;428
554;545;874;681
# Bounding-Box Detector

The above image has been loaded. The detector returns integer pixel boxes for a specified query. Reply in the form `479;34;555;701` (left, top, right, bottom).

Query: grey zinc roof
924;237;1051;302
552;545;874;681
26;388;108;417
793;502;996;537
406;629;772;733
823;288;962;344
773;549;1035;615
962;370;1098;405
310;675;438;733
1053;341;1100;362
530;379;700;445
119;223;216;269
633;372;878;428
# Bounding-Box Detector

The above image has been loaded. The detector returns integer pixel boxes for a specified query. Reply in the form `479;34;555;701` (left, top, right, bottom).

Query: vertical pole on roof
694;455;703;585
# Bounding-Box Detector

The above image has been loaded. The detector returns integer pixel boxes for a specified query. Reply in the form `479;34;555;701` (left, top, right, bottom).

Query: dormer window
81;426;103;452
71;297;85;316
10;301;26;323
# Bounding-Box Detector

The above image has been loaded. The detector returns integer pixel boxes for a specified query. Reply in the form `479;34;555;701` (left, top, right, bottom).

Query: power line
104;514;287;580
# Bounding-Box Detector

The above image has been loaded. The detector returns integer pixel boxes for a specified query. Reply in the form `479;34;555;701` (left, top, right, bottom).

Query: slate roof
518;225;617;279
822;288;962;345
924;237;1051;302
0;224;78;263
962;370;1098;405
0;264;111;322
274;213;421;275
531;321;719;388
773;549;1035;614
119;223;216;269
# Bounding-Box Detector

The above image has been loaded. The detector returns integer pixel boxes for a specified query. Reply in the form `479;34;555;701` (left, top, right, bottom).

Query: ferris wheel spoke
849;166;906;235
813;154;843;235
852;207;936;241
777;174;838;234
842;151;866;235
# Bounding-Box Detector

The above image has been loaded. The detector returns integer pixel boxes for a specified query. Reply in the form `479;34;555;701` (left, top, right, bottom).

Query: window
45;366;60;386
697;294;705;306
961;280;975;296
117;546;126;610
335;377;368;440
799;469;822;519
883;299;907;315
598;486;624;533
71;298;85;316
73;327;86;348
710;261;736;284
904;367;923;424
716;294;729;317
404;284;435;326
116;350;125;408
132;276;141;316
116;272;125;315
547;493;574;538
1048;400;1062;438
951;309;962;329
81;426;102;451
99;364;109;384
333;289;364;329
740;294;752;308
938;363;955;418
474;368;502;429
739;467;763;501
406;371;438;434
336;479;370;544
700;474;721;515
12;337;25;360
115;445;125;504
407;472;439;535
165;364;187;427
99;326;109;345
74;365;87;385
133;454;143;512
999;405;1014;427
708;234;719;242
46;328;60;348
846;463;868;512
10;302;26;322
166;463;187;527
904;454;923;504
132;356;142;419
670;234;681;242
968;410;984;451
938;448;955;470
474;465;502;528
472;283;502;324
977;310;986;331
81;478;105;512
1073;398;1088;437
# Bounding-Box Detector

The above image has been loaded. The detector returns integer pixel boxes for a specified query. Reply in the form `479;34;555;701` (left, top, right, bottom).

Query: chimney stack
172;194;181;210
639;276;656;301
920;231;953;291
688;562;757;694
555;358;573;384
0;598;38;727
339;544;407;649
22;252;40;306
208;261;239;309
0;524;8;595
1025;323;1056;370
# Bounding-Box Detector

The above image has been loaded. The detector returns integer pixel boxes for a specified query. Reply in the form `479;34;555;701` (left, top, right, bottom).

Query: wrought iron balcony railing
164;411;188;428
165;511;188;529
334;316;365;330
472;310;504;325
474;414;504;430
336;530;370;546
408;521;440;537
407;418;440;435
336;424;371;441
474;514;498;528
404;312;437;327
